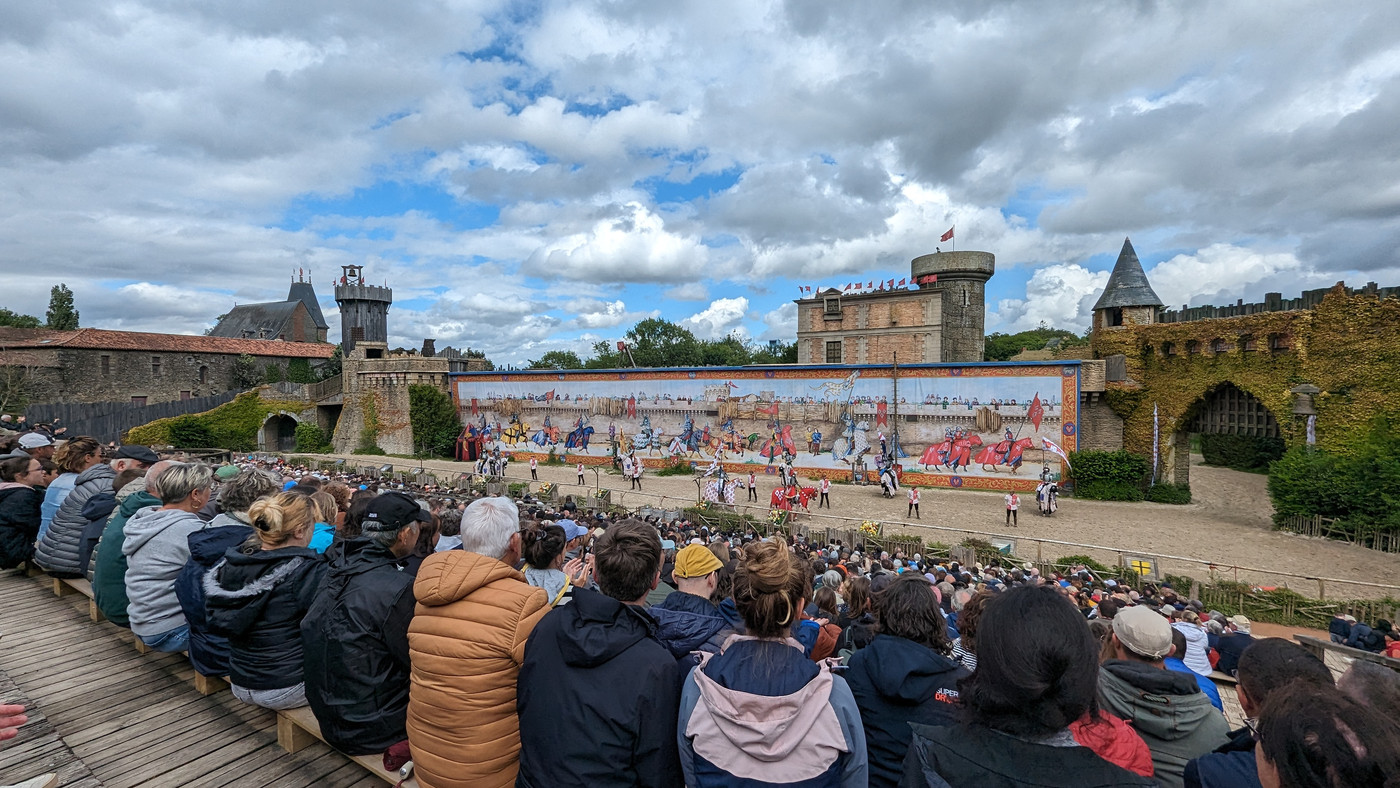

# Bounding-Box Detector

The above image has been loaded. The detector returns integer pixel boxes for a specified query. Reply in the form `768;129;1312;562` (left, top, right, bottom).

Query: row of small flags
796;274;937;296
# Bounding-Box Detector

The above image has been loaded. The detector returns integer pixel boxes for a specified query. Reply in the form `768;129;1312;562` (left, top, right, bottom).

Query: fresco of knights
451;364;1080;493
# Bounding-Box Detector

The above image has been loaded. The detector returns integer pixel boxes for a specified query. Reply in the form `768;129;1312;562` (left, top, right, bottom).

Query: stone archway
1163;383;1283;487
260;413;300;453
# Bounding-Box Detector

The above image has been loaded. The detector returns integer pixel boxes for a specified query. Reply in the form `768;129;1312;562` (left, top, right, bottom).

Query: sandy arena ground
307;451;1397;600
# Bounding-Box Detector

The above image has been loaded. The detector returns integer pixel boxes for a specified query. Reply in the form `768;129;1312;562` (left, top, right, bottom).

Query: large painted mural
450;362;1081;492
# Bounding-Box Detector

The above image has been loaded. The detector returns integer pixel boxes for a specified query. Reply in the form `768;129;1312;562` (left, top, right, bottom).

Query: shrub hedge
1067;449;1150;501
1200;434;1285;471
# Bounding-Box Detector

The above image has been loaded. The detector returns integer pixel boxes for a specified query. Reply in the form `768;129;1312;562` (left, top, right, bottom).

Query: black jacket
847;635;969;788
175;523;254;676
0;485;42;569
76;490;118;578
1214;633;1255;676
516;586;681;788
901;723;1158;788
649;590;734;659
300;538;416;756
204;544;326;690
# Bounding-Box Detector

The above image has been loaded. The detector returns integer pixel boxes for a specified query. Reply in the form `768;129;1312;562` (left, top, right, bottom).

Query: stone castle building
0;327;334;406
208;273;329;342
793;250;993;365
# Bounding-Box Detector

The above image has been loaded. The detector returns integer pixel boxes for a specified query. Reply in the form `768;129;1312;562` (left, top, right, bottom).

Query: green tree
45;284;79;330
286;358;317;383
320;346;343;379
751;340;798;365
232;354;262;388
584;340;626;369
625;318;701;367
408;384;462;457
0;308;41;328
983;324;1086;361
528;350;585;370
263;363;285;383
697;333;752;367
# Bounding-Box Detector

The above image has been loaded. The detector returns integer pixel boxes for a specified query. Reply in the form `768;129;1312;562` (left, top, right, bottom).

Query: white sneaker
1;774;59;788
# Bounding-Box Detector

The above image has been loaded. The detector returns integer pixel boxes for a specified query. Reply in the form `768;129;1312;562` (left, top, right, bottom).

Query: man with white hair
406;496;548;788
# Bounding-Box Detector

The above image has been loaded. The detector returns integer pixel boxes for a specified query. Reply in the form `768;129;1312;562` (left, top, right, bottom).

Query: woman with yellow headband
676;538;868;787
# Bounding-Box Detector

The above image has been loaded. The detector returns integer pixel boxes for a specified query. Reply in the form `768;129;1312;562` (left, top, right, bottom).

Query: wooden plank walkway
0;570;384;788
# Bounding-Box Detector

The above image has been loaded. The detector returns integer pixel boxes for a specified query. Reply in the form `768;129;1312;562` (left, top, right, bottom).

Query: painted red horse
759;425;798;462
974;437;1034;473
947;434;983;472
770;485;817;511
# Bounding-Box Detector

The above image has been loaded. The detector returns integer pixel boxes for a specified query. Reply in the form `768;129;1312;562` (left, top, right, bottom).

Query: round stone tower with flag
910;247;995;362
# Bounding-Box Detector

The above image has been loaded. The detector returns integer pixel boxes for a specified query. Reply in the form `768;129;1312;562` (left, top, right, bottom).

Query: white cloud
681;297;750;340
1145;244;1321;310
989;264;1109;334
664;282;710;301
758;302;798;342
521;201;710;283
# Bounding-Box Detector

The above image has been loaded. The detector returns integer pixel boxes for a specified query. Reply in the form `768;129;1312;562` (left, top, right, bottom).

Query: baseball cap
18;433;52;449
560;522;590;542
1113;605;1173;659
673;544;724;579
660;539;676;550
113;445;160;464
362;492;433;532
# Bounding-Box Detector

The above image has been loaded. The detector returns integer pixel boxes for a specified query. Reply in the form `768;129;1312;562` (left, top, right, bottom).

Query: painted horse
530;416;560;447
759;425;798;463
501;416;531;446
974;436;1034;473
564;416;595;451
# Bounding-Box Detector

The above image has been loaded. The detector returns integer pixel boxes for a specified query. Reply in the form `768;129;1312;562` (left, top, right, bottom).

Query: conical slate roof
1092;238;1163;310
287;281;329;330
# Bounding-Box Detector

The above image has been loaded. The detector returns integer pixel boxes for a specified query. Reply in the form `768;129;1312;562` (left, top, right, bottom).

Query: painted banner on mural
450;362;1080;493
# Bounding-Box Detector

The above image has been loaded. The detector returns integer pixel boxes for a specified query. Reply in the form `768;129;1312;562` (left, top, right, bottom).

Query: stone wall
21;347;327;406
331;344;450;455
1077;394;1124;452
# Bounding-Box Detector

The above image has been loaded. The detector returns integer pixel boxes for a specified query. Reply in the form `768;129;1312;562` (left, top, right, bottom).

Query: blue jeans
139;624;190;653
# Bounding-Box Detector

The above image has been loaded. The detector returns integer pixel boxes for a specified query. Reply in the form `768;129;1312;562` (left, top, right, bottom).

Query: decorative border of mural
449;362;1080;494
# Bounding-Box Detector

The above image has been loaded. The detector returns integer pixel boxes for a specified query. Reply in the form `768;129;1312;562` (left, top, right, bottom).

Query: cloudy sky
3;1;1398;365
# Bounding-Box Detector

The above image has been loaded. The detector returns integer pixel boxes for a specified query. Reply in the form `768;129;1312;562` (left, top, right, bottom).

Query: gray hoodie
1098;659;1230;788
122;506;209;637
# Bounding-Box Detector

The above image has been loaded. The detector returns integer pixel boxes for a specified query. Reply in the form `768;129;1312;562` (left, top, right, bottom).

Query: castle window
131;396;147;406
825;341;843;364
823;297;841;317
1269;333;1290;352
1161;342;1175;357
1240;335;1257;352
180;390;191;401
198;365;209;384
1210;338;1227;353
100;354;110;375
151;356;162;376
1186;340;1201;356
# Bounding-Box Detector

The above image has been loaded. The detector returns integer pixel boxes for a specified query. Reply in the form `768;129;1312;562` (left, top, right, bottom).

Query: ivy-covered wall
125;391;286;451
1093;287;1400;477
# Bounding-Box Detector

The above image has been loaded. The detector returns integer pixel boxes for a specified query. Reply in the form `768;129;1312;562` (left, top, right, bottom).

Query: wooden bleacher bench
1207;670;1238;685
277;705;419;787
1294;634;1400;671
35;569;230;694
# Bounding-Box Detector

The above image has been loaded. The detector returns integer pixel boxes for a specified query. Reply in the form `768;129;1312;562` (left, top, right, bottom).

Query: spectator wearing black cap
302;491;425;755
35;442;157;578
1098;605;1230;788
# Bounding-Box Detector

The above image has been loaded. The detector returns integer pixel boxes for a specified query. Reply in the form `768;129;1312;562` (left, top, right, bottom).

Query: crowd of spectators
2;429;1399;788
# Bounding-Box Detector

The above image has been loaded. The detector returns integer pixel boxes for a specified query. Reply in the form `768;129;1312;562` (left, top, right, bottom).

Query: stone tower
909;250;995;362
334;264;392;355
286;272;329;343
1092;238;1163;330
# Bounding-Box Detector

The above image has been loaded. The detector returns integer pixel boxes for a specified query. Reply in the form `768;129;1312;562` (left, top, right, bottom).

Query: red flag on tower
899;278;906;286
940;226;954;242
887;279;895;289
844;283;851;291
1028;393;1044;432
867;281;873;289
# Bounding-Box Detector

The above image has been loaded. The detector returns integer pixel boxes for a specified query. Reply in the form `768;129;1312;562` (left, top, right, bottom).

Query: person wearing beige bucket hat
1098;605;1230;788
